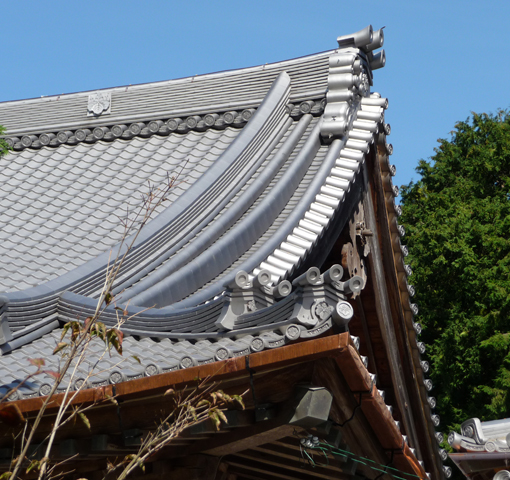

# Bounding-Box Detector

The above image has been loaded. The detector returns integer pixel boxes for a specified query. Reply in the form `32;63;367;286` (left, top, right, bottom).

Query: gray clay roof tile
0;127;242;293
0;37;397;410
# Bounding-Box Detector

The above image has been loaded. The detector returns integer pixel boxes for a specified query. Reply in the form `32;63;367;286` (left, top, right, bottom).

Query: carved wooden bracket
340;202;370;297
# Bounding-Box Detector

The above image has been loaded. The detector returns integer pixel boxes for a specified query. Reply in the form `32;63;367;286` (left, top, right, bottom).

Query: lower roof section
0;333;427;480
1;276;362;398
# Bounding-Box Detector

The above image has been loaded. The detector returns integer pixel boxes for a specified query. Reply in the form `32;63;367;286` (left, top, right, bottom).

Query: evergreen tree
401;111;510;432
0;126;10;158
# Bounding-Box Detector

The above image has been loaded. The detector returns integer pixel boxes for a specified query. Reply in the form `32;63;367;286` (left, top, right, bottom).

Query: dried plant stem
7;172;182;480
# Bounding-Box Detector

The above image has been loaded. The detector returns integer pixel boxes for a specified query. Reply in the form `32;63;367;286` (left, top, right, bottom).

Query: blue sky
1;0;509;188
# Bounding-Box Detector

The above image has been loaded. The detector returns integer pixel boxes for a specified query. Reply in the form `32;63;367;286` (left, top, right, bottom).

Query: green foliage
0;125;11;158
400;110;510;431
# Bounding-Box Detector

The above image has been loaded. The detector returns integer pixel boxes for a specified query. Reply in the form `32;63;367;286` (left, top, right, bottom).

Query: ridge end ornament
87;92;111;116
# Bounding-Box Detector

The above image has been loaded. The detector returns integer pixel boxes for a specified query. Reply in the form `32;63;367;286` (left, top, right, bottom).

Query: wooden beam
251;443;357;476
370;144;444;480
361;160;421;451
225;465;281;480
199;420;303;457
355;295;379;378
226;456;331;480
232;450;354;480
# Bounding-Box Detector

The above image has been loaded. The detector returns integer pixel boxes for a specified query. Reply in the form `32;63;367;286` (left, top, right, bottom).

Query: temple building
449;417;510;480
0;26;448;479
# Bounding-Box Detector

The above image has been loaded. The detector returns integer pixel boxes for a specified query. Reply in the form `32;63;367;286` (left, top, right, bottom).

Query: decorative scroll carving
215;270;290;330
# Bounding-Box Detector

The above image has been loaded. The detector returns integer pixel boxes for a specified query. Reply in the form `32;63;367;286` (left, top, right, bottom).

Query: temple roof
448;417;510;479
0;30;388;348
449;417;510;454
0;25;447;480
